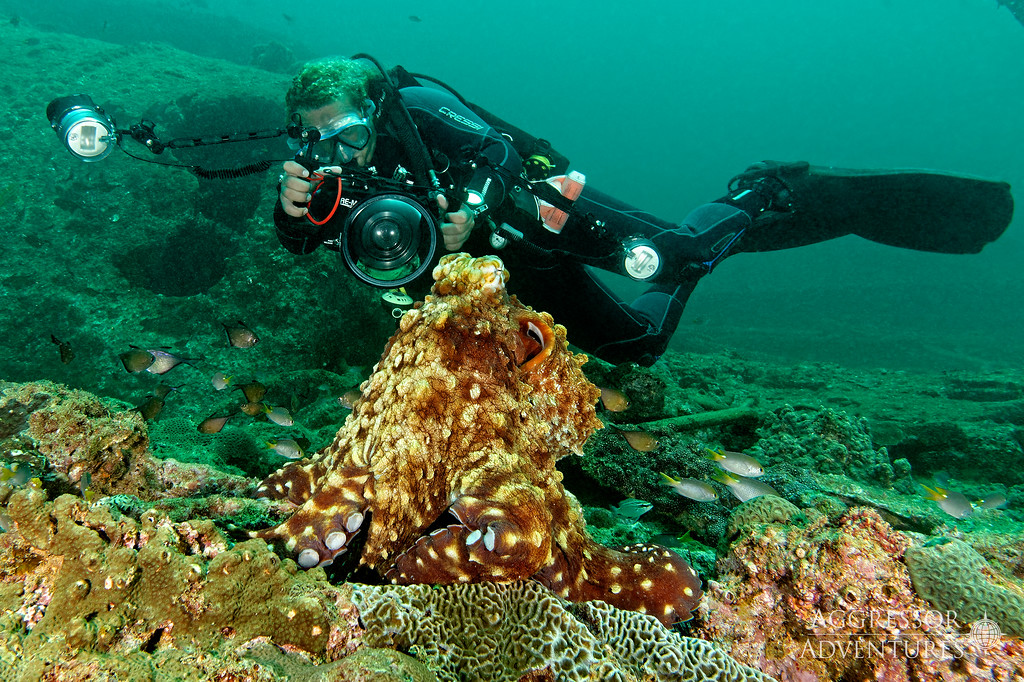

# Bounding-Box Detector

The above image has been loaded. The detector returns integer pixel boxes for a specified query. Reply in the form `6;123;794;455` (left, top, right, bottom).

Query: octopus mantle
256;254;701;624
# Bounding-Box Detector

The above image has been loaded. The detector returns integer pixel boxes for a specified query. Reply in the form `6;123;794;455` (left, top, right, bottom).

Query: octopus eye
518;318;554;372
525;321;544;346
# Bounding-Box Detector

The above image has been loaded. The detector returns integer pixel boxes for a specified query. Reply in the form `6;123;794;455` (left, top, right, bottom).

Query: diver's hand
279;160;314;217
278;161;342;218
437;194;475;250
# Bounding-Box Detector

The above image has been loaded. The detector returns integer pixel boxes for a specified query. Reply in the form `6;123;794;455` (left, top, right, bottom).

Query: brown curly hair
285;57;382;115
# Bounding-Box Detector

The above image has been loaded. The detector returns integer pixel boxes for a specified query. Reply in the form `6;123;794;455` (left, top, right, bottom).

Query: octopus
254;253;702;625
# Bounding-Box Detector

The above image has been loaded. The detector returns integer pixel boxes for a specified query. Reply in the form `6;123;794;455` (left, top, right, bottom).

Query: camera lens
342;194;438;287
370;219;403;251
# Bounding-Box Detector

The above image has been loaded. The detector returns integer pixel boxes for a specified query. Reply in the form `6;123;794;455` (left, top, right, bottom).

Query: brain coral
906;538;1024;637
726;495;804;538
352;581;775;682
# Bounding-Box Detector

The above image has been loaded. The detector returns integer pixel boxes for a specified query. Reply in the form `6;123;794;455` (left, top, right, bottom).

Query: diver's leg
730;161;1013;254
569;186;765;281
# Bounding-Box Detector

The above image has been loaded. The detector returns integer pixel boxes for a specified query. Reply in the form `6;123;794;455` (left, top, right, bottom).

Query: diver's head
286;57;383;167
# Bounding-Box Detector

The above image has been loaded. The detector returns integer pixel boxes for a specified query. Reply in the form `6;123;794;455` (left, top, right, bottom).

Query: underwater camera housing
287;121;442;288
308;166;439;288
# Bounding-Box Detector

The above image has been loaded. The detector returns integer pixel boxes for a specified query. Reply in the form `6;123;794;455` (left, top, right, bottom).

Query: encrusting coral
0;487;358;665
254;254;703;625
694;506;1024;680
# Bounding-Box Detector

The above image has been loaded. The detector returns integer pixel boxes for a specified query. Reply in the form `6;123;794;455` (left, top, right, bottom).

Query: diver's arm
402;87;523;220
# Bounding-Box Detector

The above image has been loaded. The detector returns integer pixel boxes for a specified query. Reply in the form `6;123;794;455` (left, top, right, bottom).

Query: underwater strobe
621;237;662;280
46;95;118;162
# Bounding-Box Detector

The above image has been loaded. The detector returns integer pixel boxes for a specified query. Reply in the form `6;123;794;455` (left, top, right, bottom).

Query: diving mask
289;101;375;164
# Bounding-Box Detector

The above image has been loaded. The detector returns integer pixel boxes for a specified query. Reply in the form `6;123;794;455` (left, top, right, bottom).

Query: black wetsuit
275;85;1013;366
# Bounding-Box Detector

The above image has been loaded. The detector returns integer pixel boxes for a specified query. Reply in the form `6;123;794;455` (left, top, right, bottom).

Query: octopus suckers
325;532;347;551
297;549;319;568
345;513;364;533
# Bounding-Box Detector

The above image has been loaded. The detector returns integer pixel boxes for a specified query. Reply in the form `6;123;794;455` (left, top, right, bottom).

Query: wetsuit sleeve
401;87;522;217
273;194;327;255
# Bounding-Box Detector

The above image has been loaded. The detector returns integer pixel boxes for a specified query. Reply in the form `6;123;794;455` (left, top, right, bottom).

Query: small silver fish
921;484;973;519
660;472;718;502
265;405;293;427
714;472;780;502
266;438;304;460
338;388;362;409
211;372;233;390
146;349;197;375
976;494;1008;510
598;387;629;412
223;321;260;348
608;498;654;521
706;448;764;477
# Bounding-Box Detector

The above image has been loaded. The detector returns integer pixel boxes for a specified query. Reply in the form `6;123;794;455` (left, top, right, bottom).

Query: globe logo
969;617;1002;650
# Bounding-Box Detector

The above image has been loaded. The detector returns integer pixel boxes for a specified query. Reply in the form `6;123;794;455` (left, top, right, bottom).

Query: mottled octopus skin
254;253;702;625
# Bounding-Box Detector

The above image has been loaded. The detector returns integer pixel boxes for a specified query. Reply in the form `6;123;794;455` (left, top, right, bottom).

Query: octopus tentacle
534;541;703;626
384;482;552;584
255;461;326;505
253;466;371;569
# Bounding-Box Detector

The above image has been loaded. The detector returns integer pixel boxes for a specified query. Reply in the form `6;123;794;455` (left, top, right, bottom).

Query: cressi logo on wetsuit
438;106;484;131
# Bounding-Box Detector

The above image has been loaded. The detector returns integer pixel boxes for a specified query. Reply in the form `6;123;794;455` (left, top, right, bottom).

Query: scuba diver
275;56;1014;366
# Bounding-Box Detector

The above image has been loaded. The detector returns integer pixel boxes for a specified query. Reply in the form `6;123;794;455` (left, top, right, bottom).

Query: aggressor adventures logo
799;608;1004;660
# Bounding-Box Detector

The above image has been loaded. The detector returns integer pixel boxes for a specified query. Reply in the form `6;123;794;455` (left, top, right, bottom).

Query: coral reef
0;488;358;659
756;405;907;489
0;483;764;681
0;381;254;501
353;581;774;682
693;506;1024;680
726;495;805;538
906;538;1024;637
